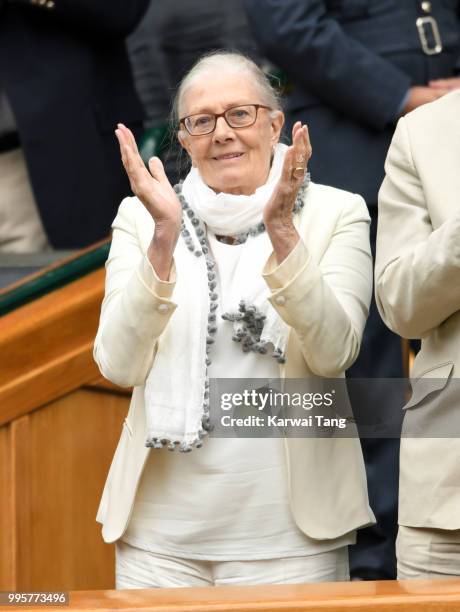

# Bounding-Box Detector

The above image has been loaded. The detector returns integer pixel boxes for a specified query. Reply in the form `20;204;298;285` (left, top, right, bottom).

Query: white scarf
183;141;286;236
144;144;302;451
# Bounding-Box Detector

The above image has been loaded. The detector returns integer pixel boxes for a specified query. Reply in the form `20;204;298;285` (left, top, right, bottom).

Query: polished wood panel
2;580;460;612
0;424;13;590
0;388;128;591
10;388;129;591
11;417;32;589
0;270;105;426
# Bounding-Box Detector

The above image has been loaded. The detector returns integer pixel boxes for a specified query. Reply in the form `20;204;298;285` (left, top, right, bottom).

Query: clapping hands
263;121;312;264
115;123;182;234
263;121;312;230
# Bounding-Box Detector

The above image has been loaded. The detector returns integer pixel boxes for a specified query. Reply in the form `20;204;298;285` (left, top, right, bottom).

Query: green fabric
139;124;170;164
0;242;111;317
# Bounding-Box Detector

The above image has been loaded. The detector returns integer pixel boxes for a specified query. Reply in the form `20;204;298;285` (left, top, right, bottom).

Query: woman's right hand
115;123;182;234
115;124;181;281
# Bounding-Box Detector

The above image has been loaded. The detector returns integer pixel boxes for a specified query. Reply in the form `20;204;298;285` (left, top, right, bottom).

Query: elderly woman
94;51;375;589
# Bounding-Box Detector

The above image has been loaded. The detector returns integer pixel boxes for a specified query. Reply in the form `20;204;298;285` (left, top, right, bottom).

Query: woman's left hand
263;122;312;263
263;122;311;229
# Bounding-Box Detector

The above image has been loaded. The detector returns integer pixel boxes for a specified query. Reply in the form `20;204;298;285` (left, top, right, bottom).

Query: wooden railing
3;580;460;612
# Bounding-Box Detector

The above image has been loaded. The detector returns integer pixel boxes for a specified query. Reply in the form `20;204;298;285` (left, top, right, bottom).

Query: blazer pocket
404;361;454;410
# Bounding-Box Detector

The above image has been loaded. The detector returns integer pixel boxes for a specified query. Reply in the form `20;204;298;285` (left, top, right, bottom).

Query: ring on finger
292;166;305;178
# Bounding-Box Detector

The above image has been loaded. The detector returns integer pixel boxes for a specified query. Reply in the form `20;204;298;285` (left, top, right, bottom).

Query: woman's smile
212;152;245;162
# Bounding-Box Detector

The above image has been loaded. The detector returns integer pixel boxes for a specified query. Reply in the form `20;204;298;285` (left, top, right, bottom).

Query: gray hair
172;50;282;124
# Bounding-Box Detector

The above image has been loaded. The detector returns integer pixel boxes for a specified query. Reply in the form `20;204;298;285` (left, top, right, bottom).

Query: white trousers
397;526;460;579
116;540;350;588
0;147;50;252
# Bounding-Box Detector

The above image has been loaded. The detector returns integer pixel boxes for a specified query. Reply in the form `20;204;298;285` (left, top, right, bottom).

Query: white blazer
376;90;460;529
94;182;376;543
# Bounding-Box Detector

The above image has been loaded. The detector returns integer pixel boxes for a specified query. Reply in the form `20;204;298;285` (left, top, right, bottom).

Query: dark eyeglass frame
179;104;272;136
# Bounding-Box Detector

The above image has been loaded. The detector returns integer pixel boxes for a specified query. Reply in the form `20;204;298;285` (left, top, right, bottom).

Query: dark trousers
347;207;404;580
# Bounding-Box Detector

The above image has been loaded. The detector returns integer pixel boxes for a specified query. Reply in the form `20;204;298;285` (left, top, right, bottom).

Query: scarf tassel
146;429;209;452
222;299;286;363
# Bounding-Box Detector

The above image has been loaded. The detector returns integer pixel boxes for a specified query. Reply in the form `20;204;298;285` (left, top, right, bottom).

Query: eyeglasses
180;104;272;136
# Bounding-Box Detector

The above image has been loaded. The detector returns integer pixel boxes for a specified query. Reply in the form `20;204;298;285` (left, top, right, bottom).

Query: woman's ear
178;130;190;154
270;110;285;146
178;130;195;166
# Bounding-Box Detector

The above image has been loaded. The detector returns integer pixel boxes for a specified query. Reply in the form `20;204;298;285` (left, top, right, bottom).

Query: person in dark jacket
0;0;149;250
243;0;460;580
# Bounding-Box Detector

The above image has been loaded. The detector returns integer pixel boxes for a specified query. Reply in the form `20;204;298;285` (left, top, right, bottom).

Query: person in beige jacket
94;51;375;588
376;89;460;579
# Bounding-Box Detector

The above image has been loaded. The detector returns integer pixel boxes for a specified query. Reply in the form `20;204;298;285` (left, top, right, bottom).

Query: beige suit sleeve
375;117;460;339
263;194;372;377
93;198;178;387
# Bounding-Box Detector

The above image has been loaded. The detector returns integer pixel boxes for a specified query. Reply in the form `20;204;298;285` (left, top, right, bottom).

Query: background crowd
1;0;460;583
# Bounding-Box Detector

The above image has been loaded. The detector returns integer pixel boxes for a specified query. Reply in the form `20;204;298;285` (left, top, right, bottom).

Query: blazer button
274;295;286;306
421;1;431;12
157;303;169;313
